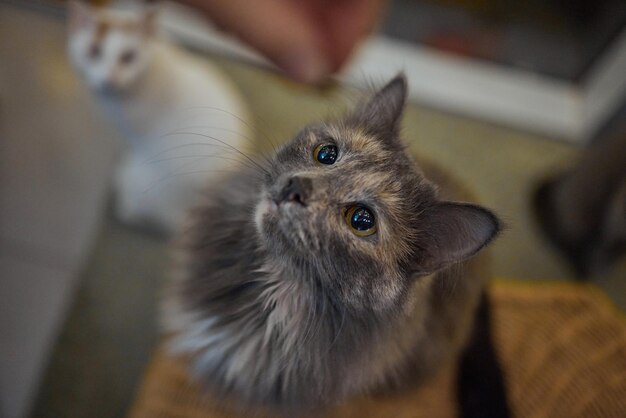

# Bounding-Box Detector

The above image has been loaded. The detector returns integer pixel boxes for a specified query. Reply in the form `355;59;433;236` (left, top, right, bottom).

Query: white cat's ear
67;1;94;32
413;202;500;274
141;4;159;37
349;73;407;139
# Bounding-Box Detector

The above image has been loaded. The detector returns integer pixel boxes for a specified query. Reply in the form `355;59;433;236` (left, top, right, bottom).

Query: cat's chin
254;196;313;252
95;81;136;98
84;71;143;97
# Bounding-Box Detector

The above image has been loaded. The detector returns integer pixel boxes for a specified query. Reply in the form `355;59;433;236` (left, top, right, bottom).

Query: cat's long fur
165;75;507;415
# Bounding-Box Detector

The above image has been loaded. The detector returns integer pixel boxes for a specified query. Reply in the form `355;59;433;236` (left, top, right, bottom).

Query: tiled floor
0;257;75;418
0;3;623;418
29;208;169;418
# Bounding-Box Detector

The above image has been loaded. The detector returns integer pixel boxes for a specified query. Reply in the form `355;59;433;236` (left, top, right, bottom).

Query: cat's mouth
97;80;133;97
255;195;315;249
257;195;308;219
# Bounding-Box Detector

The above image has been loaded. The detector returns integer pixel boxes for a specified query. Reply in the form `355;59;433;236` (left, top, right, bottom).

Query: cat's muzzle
274;176;313;206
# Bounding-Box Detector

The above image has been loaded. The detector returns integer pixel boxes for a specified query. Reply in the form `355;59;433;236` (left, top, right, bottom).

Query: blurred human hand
176;0;387;83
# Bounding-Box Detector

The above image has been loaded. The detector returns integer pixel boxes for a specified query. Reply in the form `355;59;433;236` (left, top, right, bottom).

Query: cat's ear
413;202;500;274
350;73;407;139
68;1;94;32
141;5;159;37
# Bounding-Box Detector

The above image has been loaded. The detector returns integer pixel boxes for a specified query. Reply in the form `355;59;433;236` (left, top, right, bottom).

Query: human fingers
178;0;331;83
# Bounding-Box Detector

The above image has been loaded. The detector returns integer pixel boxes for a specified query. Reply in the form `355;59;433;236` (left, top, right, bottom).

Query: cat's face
255;76;499;312
67;2;156;93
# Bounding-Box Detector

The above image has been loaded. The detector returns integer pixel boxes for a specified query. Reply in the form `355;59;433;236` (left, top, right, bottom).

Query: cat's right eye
314;143;338;165
344;205;377;237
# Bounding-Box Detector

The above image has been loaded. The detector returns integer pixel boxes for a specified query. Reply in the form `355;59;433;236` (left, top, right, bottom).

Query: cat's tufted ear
413;202;500;275
141;5;159;37
68;1;94;32
349;73;408;139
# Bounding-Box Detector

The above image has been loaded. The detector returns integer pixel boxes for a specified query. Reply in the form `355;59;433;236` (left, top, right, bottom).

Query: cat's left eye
314;143;338;165
120;50;137;65
345;205;377;237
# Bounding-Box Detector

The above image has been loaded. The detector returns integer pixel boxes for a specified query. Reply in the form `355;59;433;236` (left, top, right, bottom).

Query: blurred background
1;0;625;417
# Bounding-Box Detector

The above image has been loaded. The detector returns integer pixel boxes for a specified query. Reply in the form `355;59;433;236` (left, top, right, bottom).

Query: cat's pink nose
277;176;312;206
102;73;119;91
99;78;116;92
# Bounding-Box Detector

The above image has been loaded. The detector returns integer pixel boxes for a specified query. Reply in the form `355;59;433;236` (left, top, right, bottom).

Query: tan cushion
128;281;626;418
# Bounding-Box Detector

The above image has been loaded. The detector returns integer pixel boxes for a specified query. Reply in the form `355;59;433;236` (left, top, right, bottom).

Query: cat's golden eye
345;205;377;236
314;143;338;165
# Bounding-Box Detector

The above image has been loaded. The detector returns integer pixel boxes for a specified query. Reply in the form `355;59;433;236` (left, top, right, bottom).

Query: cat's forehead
81;11;145;37
330;125;395;157
295;123;408;174
71;15;147;59
288;123;395;160
279;123;427;204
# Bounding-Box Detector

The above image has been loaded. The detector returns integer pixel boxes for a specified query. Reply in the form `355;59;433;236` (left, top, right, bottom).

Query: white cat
67;1;253;234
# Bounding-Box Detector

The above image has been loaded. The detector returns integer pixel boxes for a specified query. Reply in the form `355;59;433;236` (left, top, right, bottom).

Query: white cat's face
67;2;155;93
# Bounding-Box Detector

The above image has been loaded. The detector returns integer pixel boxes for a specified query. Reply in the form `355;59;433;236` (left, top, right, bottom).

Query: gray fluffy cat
165;75;508;417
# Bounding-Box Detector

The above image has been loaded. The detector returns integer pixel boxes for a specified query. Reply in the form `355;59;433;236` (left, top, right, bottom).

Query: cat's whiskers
328;305;346;351
299;291;316;347
171;125;255;150
142;152;263;174
449;264;462;295
162;132;270;175
314;288;329;345
168;124;276;169
182;105;279;156
156;144;264;177
299;270;322;347
142;167;262;195
141;140;248;166
167;125;256;153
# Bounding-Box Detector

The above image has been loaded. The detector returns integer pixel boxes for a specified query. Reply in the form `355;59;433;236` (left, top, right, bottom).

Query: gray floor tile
0;255;76;418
